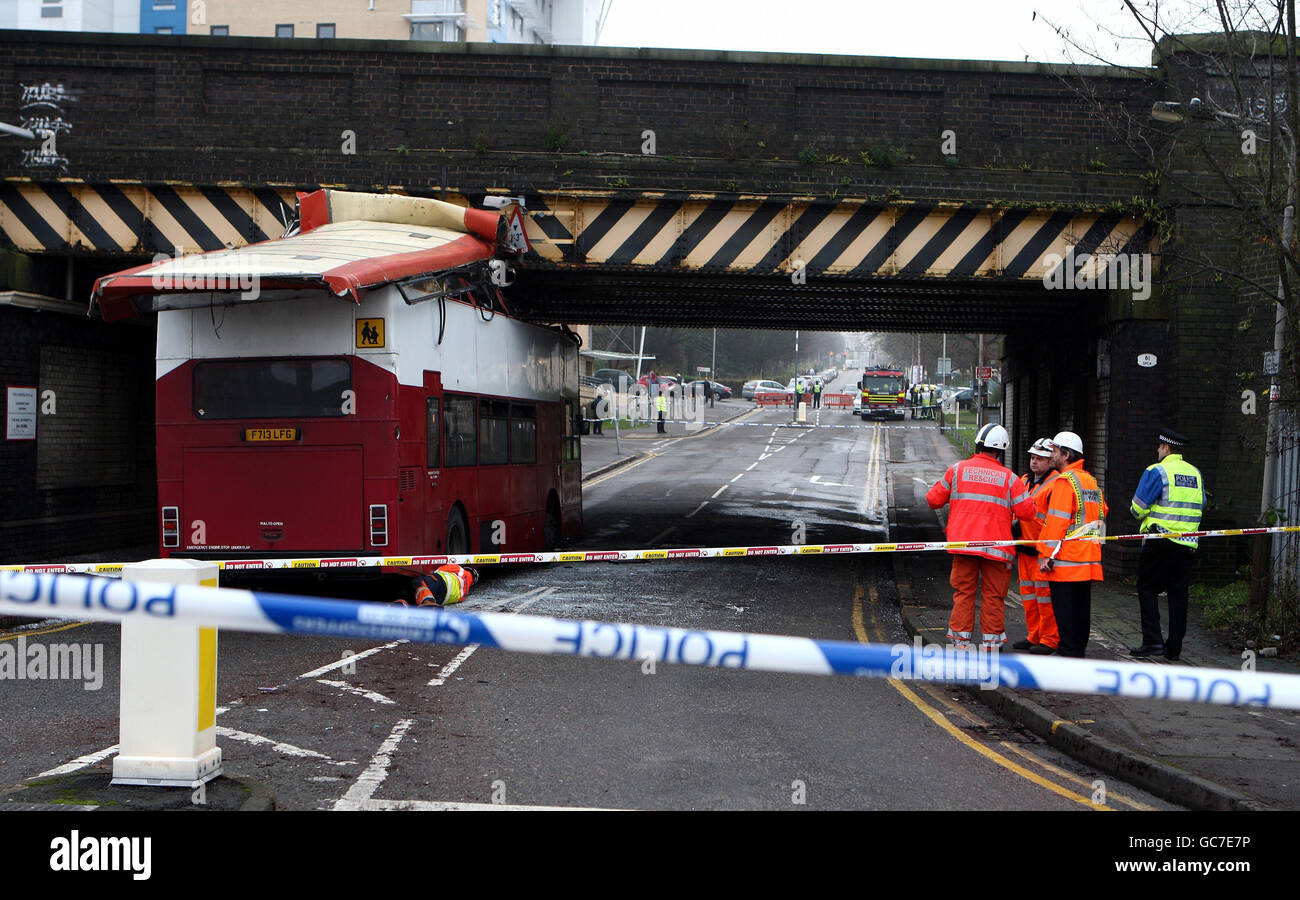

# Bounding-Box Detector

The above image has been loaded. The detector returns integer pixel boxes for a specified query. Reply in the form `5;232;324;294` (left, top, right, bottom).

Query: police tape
1;570;1295;710
6;525;1300;576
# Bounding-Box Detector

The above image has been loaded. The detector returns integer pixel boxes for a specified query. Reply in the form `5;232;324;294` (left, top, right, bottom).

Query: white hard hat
1028;437;1053;458
1050;431;1084;455
975;423;1010;451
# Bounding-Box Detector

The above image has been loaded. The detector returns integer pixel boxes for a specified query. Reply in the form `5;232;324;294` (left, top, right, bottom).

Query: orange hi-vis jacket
927;451;1036;563
1036;459;1108;581
1019;470;1060;543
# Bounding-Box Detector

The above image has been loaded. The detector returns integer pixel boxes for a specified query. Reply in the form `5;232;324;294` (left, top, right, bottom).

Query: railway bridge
0;30;1267;577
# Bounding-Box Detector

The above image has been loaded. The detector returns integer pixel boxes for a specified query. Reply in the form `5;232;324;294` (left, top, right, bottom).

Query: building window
41;4;62;18
155;26;173;33
317;23;336;39
411;21;461;41
211;25;229;36
275;24;294;38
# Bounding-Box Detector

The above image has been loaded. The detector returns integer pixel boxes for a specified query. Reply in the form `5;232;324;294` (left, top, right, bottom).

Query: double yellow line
852;581;1154;810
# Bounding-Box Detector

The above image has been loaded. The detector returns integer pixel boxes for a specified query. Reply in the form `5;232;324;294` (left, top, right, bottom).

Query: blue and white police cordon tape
1;570;1297;710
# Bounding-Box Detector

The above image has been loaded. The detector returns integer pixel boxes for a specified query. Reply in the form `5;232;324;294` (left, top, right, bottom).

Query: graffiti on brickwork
18;82;74;172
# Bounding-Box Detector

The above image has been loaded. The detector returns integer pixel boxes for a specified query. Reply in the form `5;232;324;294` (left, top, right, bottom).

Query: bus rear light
369;504;389;547
162;506;180;548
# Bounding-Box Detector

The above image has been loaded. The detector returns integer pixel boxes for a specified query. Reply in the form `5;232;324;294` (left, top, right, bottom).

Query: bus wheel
544;496;561;550
446;508;469;556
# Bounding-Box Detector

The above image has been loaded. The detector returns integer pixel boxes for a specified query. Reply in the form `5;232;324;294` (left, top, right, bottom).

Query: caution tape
583;417;952;431
6;526;1300;576
1;570;1295;710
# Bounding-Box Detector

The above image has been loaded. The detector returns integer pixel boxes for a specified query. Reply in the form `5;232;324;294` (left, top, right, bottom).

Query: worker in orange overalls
1037;431;1108;658
927;423;1037;648
1010;438;1060;654
399;564;479;607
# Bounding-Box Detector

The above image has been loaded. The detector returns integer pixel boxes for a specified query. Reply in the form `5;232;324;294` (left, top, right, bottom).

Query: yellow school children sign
356;318;385;348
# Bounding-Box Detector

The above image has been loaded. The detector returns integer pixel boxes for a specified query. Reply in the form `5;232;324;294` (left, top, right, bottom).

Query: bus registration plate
243;428;300;442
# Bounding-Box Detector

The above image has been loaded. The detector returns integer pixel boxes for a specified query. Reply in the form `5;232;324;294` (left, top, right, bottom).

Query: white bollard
797;401;808;423
112;559;222;787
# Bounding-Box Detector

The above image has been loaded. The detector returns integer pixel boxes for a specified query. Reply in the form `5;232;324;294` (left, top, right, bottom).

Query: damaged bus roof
90;189;518;322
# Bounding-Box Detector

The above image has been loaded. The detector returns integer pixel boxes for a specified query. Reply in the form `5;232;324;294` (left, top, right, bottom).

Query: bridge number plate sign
1137;353;1158;368
356;318;385;349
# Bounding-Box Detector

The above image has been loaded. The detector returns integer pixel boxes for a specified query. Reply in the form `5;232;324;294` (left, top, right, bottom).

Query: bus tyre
544;496;562;550
446;508;469;556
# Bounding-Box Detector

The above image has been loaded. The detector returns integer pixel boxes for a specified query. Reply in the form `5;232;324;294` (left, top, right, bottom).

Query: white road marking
300;641;407;680
809;475;843;486
648;525;677;546
508;587;557;614
360;798;618;811
759;452;772;460
428;644;480;687
216;726;335;760
913;477;929;485
711;485;728;499
685;501;709;518
332;718;415;811
428;587;557;686
316;679;396;705
36;745;120;778
730;473;745;483
746;461;758;471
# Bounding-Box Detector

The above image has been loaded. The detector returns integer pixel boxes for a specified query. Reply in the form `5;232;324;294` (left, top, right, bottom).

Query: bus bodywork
91;190;582;562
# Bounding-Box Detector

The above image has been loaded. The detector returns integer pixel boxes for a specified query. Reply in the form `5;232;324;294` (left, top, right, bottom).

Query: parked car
744;379;787;400
593;368;633;389
636;374;680;389
685;380;732;400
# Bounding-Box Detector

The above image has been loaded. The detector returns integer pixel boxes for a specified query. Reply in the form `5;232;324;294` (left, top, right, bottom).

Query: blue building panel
140;0;186;34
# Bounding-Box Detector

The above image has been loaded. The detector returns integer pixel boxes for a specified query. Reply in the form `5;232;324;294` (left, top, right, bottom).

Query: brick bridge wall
0;31;1266;575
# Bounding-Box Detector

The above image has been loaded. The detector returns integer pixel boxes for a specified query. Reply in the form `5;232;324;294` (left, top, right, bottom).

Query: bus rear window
194;358;352;419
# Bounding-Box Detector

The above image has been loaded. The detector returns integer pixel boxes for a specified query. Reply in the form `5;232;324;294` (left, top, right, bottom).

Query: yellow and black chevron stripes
523;193;1155;280
4;182;1155;284
0;180;301;254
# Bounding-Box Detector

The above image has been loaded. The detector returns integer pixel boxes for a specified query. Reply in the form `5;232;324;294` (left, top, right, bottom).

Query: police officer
656;386;668;433
1129;428;1205;662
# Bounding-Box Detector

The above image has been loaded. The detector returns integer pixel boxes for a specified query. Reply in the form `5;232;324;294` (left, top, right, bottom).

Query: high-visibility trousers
1016;552;1058;649
947;554;1011;647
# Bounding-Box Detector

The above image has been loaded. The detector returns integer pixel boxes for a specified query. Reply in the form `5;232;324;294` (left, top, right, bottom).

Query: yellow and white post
111;559;222;787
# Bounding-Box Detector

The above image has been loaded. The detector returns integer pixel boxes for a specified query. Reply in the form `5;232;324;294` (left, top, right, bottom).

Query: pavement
890;421;1300;811
580;397;759;478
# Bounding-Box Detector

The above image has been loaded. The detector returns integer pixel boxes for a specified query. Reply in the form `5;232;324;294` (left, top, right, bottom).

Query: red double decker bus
91;190;582;563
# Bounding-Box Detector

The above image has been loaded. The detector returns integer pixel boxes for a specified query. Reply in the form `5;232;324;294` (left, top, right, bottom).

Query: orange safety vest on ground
1036;459;1107;581
926;451;1036;563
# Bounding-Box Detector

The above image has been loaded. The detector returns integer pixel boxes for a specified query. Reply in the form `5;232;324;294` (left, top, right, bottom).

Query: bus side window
426;397;440;468
511;403;537;464
564;401;581;462
445;395;476;466
479;399;509;465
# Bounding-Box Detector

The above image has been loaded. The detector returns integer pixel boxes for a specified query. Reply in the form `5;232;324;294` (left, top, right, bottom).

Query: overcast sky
598;0;1205;68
